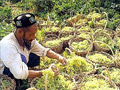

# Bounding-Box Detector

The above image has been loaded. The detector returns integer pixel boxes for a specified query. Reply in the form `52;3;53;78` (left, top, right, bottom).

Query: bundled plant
114;34;120;50
45;39;62;48
31;67;75;90
94;19;107;28
116;25;120;33
77;32;92;40
61;26;75;34
42;34;63;53
77;26;93;32
102;68;120;87
86;51;114;67
60;34;73;48
95;28;115;38
40;57;57;69
71;40;89;52
0;75;16;90
81;75;118;90
87;9;102;21
0;78;11;90
60;35;72;41
93;31;114;52
114;51;120;68
69;37;93;56
66;56;93;77
75;18;88;27
44;26;60;35
66;14;84;26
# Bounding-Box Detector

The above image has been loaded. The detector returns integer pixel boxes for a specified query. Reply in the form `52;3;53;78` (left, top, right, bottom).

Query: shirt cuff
43;48;51;56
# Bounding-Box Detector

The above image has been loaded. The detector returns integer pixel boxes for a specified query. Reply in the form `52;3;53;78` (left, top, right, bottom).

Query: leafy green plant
0;6;12;23
81;75;118;90
0;21;14;40
33;0;55;18
78;33;91;40
0;78;11;90
71;40;90;52
66;56;93;76
45;26;60;32
35;68;75;90
61;35;72;41
87;53;113;64
40;57;56;69
61;26;75;32
45;39;62;48
102;68;120;84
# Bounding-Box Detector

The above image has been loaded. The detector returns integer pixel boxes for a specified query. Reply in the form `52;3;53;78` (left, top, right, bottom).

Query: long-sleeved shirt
0;33;50;79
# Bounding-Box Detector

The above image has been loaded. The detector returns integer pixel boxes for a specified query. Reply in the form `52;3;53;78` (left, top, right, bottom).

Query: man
0;13;67;80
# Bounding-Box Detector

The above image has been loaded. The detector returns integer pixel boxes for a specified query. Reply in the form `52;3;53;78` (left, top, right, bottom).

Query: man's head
14;13;37;50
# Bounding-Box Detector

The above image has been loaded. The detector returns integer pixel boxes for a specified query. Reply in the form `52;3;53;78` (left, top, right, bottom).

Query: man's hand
49;64;59;77
46;50;67;65
58;55;67;65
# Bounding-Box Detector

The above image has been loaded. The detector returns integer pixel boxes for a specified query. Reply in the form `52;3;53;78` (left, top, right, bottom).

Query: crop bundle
43;26;60;35
95;28;115;39
77;26;93;32
0;74;16;90
36;57;56;70
61;26;75;35
66;56;94;77
102;68;120;87
75;18;88;27
86;51;114;67
87;8;102;21
69;37;93;56
116;24;120;33
93;31;114;52
30;68;75;90
94;19;107;28
80;74;118;90
66;14;86;27
114;51;120;68
114;33;120;50
60;33;73;48
77;32;92;41
42;34;63;53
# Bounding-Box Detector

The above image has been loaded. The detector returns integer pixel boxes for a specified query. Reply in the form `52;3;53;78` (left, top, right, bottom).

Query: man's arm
28;64;59;78
28;70;42;78
46;50;67;65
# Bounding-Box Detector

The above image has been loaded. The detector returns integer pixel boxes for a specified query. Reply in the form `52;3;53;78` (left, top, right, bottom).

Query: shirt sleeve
30;39;50;56
1;43;28;79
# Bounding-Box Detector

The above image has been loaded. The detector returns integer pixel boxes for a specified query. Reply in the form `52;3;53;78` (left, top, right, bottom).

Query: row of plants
30;10;120;90
30;48;120;90
0;21;15;40
19;0;120;29
1;0;120;25
0;0;120;40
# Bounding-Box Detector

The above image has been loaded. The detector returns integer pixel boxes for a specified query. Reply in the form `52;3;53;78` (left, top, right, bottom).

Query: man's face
22;24;37;50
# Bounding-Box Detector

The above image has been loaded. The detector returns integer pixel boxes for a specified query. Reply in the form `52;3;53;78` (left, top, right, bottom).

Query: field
0;0;120;90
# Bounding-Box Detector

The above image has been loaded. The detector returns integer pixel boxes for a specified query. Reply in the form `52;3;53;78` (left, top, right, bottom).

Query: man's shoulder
0;33;16;46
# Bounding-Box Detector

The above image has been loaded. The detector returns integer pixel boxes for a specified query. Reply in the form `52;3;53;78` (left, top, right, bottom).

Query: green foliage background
0;0;120;39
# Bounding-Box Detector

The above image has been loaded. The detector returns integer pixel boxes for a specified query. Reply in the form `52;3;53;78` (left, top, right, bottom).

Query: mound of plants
86;52;113;66
71;40;90;52
81;75;118;90
33;68;75;90
102;68;120;85
44;39;62;48
66;56;93;76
